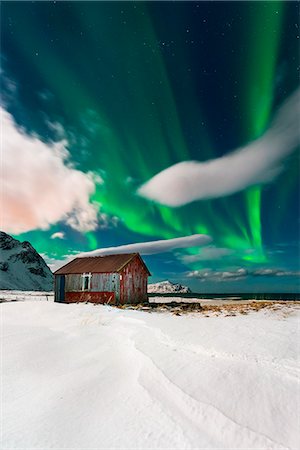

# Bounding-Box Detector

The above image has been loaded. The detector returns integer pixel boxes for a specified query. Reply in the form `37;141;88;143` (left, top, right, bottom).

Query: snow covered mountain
0;232;53;290
148;280;191;294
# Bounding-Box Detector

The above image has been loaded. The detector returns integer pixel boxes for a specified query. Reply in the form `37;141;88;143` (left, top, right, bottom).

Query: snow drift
2;297;299;449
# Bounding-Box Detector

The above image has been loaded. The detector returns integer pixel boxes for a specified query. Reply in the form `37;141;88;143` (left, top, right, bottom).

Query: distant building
54;253;150;305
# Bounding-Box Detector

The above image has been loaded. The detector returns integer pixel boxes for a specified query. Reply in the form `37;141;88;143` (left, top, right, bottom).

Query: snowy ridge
0;232;53;290
148;280;191;294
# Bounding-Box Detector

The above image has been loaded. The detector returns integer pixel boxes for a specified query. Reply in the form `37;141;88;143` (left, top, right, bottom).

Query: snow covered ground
0;290;53;302
149;295;255;306
2;296;300;449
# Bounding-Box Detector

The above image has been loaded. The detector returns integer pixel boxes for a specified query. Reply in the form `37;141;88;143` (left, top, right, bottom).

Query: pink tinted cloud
1;107;99;234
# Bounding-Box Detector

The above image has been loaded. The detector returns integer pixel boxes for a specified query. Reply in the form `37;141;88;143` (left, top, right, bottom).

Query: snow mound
0;232;53;290
148;280;191;294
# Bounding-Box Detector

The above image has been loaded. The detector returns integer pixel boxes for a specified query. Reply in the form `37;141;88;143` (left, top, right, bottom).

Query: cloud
180;246;234;263
138;88;300;206
98;213;120;229
51;232;65;240
187;267;300;282
187;268;248;281
252;269;300;277
1;106;100;234
41;253;79;273
78;234;212;258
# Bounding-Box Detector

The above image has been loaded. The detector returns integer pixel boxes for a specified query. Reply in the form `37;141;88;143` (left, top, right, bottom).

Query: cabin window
82;273;92;291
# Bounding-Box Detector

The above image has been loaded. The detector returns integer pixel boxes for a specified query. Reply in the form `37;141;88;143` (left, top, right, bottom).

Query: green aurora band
4;1;297;270
242;1;284;263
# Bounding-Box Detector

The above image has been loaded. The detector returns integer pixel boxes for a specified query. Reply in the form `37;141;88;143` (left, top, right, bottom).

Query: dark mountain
0;232;53;290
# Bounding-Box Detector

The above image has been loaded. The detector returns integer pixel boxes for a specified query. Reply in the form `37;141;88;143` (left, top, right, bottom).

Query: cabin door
56;275;65;302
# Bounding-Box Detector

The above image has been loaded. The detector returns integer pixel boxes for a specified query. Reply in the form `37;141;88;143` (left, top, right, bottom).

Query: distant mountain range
0;232;53;290
148;280;191;294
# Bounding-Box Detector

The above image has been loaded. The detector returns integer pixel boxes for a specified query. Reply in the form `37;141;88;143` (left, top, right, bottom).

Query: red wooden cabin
54;253;150;305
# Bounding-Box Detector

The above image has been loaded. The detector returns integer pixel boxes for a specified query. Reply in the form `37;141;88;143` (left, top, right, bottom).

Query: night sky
2;1;299;292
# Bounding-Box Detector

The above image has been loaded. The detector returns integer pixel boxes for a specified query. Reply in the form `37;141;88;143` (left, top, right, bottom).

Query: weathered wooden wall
65;291;115;304
63;272;120;304
91;273;120;298
65;274;81;291
120;257;148;304
65;273;119;294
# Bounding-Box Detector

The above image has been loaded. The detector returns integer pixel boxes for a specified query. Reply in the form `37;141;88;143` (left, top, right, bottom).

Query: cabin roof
54;253;151;275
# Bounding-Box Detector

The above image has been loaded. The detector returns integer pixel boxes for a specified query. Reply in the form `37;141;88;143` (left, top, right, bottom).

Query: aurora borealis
2;1;299;292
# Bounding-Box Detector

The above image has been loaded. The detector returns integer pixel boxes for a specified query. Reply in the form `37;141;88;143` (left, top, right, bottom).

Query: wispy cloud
252;269;300;277
180;246;234;263
50;232;65;240
187;268;248;281
138;89;300;206
187;268;300;282
78;234;212;258
41;253;79;273
98;213;120;230
2;106;101;234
